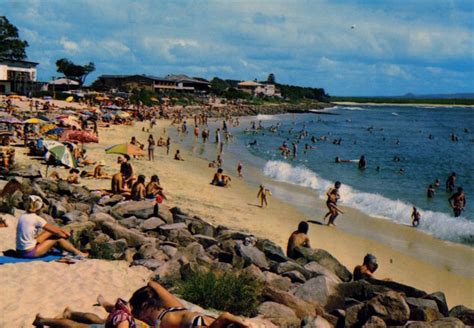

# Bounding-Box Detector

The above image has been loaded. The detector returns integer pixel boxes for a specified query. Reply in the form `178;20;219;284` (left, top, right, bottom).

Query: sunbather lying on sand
80;161;110;179
33;280;249;328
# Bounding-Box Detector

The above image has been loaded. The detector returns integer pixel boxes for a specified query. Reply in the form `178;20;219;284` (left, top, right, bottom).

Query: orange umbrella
105;143;145;156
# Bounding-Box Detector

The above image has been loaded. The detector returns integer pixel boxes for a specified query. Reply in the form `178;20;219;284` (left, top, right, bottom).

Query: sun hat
29;195;44;212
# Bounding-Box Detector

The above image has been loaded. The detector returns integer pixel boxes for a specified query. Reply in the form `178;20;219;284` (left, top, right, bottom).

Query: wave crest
263;160;474;245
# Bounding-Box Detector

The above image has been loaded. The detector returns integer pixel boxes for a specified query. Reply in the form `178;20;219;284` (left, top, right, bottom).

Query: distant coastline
333;101;474;108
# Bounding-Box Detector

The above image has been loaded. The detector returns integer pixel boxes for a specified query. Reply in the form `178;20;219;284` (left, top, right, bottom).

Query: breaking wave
263;160;474;245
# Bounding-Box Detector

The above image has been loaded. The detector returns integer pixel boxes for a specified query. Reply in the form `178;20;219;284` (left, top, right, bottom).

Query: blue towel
0;254;63;265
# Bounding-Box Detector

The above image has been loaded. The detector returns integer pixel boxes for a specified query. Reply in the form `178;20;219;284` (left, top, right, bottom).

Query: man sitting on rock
353;253;379;281
286;221;311;259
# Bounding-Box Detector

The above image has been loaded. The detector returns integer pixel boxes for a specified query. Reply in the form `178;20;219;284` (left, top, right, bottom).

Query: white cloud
59;37;79;52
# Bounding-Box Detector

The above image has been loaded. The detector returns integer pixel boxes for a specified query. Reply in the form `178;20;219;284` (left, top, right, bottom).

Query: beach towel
0;254;63;265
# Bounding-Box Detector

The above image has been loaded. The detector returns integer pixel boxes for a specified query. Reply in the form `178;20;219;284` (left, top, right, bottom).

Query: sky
3;0;474;96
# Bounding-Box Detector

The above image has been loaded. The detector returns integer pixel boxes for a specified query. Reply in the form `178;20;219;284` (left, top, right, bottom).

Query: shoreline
147;120;474;307
332;101;474;108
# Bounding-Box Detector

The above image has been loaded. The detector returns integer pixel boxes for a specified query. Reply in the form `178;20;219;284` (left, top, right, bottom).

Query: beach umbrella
59;117;81;129
37;115;51;122
115;110;130;118
45;127;65;136
65;96;74;102
45;142;76;168
105;143;144;156
62;130;98;143
106;104;121;110
7;94;21;99
43;96;53;100
23;118;48;124
40;124;57;133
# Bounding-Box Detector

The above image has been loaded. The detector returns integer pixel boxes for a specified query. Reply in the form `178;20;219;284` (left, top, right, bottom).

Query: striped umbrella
44;141;76;168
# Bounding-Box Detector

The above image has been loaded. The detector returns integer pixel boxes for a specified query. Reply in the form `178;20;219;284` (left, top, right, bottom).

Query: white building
0;58;38;95
237;80;281;97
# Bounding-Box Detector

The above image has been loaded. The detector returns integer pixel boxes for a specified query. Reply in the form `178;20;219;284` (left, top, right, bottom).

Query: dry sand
0;99;473;327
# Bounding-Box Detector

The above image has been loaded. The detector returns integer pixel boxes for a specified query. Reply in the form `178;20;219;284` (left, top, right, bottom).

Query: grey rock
112;200;155;219
362;316;387;328
304;261;342;283
180;261;210;279
132;258;165;270
166;228;197;247
282;270;307;283
98;194;124;207
181;242;213;266
449;304;474;326
301;316;333;328
262;285;322;319
140;217;166;231
423;292;449;316
293;275;343;312
256;239;289;263
431;317;465;327
74;202;91;213
411;307;443;322
345;303;365;327
294;246;352;282
120;217;144;229
406;297;439;312
188;217;216;237
235;241;269;269
257;302;300;327
154;259;182;285
49;200;68;218
241;264;266;284
271;261;312;280
263;271;292;291
157;206;174;224
340;280;391;302
101;221;151;247
160;245;178;259
367;278;427;298
404;321;432;328
193;234;218;248
158;222;187;232
62;210;89;224
365;291;411;325
217;229;252;241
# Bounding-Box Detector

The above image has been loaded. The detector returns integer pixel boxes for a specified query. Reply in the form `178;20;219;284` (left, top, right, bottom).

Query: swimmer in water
446;172;456;192
358;155;367;170
427;184;435;198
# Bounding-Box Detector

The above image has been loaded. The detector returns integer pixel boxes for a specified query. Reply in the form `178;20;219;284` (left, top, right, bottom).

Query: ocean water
236;105;474;245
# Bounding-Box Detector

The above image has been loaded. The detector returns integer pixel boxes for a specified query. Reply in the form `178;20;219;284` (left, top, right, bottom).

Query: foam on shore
263;160;474;246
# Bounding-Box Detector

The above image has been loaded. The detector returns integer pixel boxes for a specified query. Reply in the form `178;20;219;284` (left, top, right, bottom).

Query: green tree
56;58;95;85
0;16;29;60
210;77;230;95
267;73;275;84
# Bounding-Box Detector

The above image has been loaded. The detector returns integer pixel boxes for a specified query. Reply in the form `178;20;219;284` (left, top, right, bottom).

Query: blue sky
3;0;474;96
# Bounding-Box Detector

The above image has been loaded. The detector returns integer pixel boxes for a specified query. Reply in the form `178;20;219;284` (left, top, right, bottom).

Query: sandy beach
0;98;473;327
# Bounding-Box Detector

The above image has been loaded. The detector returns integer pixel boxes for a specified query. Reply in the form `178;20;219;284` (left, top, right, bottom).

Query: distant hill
396;93;474;100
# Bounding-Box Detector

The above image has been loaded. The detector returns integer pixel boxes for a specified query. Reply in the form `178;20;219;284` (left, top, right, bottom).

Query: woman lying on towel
16;195;88;258
33;280;250;328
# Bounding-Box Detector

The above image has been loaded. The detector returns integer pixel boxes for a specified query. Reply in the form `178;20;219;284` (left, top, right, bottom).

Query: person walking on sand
449;187;466;217
237;162;243;177
323;181;343;226
166;137;171;156
257;185;272;208
286;221;311;259
16;195;88;258
411;206;421;227
147;134;155;161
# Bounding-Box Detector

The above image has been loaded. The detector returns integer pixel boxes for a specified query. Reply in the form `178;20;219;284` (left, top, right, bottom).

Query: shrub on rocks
175;270;262;317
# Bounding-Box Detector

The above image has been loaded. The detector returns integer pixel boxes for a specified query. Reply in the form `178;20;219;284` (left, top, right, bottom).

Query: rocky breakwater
1;176;473;328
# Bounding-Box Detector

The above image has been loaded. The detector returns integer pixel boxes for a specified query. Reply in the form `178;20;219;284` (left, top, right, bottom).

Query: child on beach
237;162;243;177
411;206;421;227
257;185;272;208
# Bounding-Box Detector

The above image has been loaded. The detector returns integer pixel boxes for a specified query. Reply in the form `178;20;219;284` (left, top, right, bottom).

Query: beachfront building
0;58;39;95
94;74;209;93
237;80;281;97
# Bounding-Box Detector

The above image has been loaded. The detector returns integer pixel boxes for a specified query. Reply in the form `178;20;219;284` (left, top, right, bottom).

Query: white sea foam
263;160;474;245
256;114;278;121
344;106;367;111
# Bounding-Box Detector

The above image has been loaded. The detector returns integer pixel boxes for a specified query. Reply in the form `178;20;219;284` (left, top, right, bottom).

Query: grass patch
175;270;262;316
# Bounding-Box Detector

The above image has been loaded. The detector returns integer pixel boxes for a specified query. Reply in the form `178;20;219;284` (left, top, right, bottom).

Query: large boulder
301;315;333;328
403;322;431;328
449;305;474;326
263;271;292;291
61;210;89;224
423;292;449;316
406;297;443;322
98;194;124;207
304;261;342;283
262;285;321;319
431;317;465;327
188;216;216;237
140;217;166;231
257;302;300;327
364;291;410;326
101;221;152;247
180;242;213;266
345;303;366;327
367;278;427;298
294;246;352;282
166;228;197;247
340;280;390;302
256;239;289;263
193;234;218;248
292;276;343;311
282;270;307;283
153;259;182;285
362;316;387;328
235;241;269;270
270;261;312;280
111;201;156;219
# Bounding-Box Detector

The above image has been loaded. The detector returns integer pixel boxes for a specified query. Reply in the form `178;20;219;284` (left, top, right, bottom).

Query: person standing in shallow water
446;172;456;192
449;187;466;217
358;155;367;170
